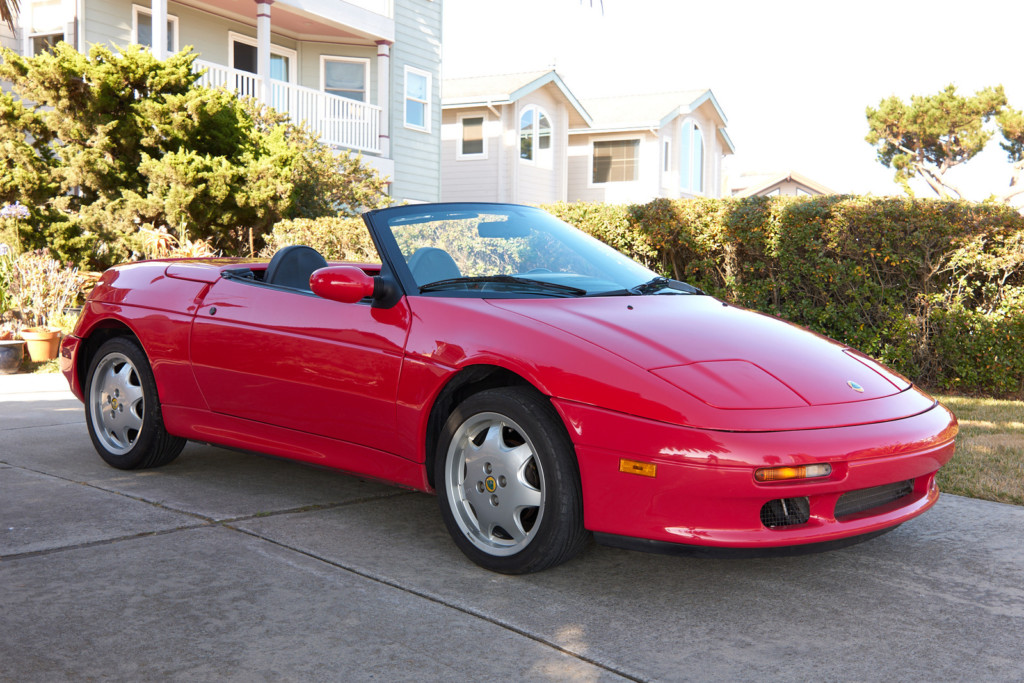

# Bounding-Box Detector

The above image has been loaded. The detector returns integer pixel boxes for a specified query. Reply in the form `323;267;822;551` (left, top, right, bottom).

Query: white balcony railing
195;59;382;155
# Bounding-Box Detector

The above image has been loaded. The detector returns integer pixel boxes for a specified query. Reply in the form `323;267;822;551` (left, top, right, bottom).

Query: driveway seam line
1;459;411;525
225;525;644;683
1;524;211;561
0;420;85;431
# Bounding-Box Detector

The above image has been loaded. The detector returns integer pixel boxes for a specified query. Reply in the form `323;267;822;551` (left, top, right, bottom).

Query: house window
322;57;369;101
231;33;296;83
458;115;486;158
662;138;672;173
31;33;63;55
404;66;431;131
519;105;551;162
592;140;639;183
679;120;705;194
133;5;178;53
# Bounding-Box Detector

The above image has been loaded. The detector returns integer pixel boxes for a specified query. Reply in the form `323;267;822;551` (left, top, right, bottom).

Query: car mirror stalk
370;275;402;309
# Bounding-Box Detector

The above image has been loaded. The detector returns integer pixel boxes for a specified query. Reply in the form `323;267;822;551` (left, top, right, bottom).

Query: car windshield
373;204;694;298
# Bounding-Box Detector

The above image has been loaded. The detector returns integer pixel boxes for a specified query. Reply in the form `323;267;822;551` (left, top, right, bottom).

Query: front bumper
553;398;957;550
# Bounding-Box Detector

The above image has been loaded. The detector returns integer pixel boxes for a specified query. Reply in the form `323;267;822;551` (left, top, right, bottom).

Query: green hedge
542;196;1024;398
264;216;378;263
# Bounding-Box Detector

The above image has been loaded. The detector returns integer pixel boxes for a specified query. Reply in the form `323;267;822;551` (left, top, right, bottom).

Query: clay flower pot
20;326;62;362
0;339;25;374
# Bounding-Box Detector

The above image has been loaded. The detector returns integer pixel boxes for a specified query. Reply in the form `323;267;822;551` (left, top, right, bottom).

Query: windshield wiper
418;275;588;297
630;276;703;295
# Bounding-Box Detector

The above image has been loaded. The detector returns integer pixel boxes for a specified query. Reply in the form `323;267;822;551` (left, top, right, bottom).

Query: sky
442;0;1024;201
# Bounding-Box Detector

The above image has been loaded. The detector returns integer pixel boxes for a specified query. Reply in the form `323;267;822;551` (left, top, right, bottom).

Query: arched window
519;105;552;162
679;120;705;194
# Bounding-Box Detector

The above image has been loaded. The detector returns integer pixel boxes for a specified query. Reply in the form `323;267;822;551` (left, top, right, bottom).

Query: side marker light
755;463;832;482
619;459;657;478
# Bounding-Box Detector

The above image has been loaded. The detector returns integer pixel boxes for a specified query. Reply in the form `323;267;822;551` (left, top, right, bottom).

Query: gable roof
442;70;593;127
576;89;735;154
731;170;836;197
581;89;710;128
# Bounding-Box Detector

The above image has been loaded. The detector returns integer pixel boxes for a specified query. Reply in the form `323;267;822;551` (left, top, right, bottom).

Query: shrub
0;43;390;269
263;216;379;263
542;201;657;268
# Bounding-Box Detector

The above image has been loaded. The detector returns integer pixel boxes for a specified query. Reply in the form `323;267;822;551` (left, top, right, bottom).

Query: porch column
256;0;273;103
20;0;33;56
376;40;391;157
151;0;167;59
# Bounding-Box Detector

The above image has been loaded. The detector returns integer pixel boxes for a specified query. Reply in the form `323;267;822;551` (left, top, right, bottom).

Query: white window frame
589;136;642;187
29;31;64;56
229;31;298;83
320;55;371;101
456;113;488;160
518;104;553;167
132;4;179;53
404;65;432;133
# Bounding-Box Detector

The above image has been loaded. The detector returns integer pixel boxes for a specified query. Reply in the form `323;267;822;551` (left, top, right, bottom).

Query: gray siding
440;106;499;202
85;0;130;47
1;21;18;52
389;0;442;202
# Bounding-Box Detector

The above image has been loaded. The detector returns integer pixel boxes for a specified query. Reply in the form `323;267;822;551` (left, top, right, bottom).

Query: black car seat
264;245;328;291
407;247;461;286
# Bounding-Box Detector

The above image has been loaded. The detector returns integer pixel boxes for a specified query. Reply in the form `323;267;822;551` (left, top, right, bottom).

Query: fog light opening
760;497;811;528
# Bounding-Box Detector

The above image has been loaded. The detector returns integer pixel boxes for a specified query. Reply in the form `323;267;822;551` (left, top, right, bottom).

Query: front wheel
84;337;186;469
435;387;588;573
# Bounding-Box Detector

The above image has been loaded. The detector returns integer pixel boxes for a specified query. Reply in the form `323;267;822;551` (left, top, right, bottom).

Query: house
440;70;592;205
5;0;442;203
441;70;734;205
731;170;835;197
570;90;734;203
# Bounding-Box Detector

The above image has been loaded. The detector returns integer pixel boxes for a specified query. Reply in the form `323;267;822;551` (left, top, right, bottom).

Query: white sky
442;0;1024;201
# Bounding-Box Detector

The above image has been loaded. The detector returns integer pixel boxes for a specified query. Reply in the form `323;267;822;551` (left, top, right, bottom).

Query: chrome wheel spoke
505;475;542;512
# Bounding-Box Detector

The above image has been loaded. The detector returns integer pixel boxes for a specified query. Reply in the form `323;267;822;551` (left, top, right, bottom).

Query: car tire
435;387;589;573
84;337;186;470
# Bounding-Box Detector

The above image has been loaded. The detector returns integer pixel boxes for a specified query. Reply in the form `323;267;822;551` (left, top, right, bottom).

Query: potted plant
5;249;85;363
0;244;27;372
0;328;25;374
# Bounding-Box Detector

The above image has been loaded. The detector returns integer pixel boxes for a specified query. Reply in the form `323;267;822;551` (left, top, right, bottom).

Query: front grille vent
835;480;914;520
760;497;811;528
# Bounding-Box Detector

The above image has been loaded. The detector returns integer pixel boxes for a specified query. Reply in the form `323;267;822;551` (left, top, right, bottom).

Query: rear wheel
84;337;185;469
435;387;588;573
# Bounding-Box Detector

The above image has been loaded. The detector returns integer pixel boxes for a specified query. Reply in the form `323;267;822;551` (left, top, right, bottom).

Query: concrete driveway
2;373;1023;682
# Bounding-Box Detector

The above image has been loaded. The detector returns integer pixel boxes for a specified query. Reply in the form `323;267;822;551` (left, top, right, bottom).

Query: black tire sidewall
435;387;586;574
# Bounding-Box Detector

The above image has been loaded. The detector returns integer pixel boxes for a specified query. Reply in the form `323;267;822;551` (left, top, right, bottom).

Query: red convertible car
61;203;957;573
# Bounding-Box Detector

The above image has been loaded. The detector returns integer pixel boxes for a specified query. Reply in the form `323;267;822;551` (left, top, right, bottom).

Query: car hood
487;295;910;411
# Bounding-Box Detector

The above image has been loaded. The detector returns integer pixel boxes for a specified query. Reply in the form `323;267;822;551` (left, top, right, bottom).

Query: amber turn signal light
755;463;832;482
619;459;657;478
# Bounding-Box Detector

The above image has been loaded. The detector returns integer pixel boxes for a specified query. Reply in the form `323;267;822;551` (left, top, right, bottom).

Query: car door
189;275;410;455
